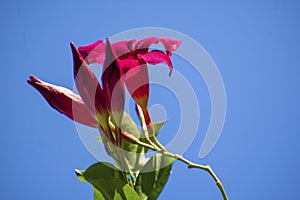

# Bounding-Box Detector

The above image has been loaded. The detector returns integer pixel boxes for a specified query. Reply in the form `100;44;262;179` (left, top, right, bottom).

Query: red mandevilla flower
28;37;181;145
78;37;181;128
71;38;125;144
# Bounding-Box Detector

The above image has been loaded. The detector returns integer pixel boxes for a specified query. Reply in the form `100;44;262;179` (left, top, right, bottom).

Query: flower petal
78;39;137;64
159;38;182;56
112;39;136;59
27;75;98;127
135;37;159;54
138;50;173;76
117;59;140;74
142;108;152;127
102;38;125;118
71;42;106;119
119;59;150;110
78;40;106;65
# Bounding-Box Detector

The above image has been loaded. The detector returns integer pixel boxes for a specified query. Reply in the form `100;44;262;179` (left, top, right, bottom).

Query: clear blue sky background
1;0;300;199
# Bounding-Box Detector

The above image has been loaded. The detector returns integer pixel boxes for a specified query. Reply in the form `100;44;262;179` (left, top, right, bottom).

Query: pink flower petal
78;40;106;65
159;38;182;56
142;108;152;127
102;38;125;118
138;50;173;76
118;59;140;74
27;75;98;128
70;42;106;118
135;37;159;54
112;39;136;59
120;59;150;110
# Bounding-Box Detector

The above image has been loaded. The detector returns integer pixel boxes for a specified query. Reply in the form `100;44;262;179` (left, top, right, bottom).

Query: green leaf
120;112;141;152
91;178;140;200
75;169;87;182
119;112;141;138
118;183;140;200
118;112;146;172
83;162;125;182
94;187;105;200
96;137;103;143
83;162;140;200
152;121;167;137
141;120;167;153
135;154;175;200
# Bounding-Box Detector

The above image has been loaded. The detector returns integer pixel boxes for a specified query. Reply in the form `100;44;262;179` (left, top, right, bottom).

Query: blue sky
1;0;300;199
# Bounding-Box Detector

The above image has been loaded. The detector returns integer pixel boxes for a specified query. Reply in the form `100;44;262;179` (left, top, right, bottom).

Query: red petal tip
169;69;173;77
70;42;77;51
27;74;42;86
105;38;111;46
28;74;39;82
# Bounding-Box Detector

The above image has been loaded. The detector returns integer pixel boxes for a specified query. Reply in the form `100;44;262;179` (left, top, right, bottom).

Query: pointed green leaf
91;177;141;200
152;121;167;137
83;162;125;182
94;187;105;200
83;162;140;200
75;169;87;182
90;178;140;200
120;112;141;138
120;182;141;200
118;112;146;172
135;154;175;200
120;112;141;153
96;137;103;143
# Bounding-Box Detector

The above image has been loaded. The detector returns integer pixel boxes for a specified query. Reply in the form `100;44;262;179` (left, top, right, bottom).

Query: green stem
151;135;166;151
136;104;159;149
171;154;228;200
134;139;229;200
123;158;135;184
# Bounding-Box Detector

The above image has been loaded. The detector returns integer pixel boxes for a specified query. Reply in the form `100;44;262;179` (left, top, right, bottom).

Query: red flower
28;37;181;145
71;39;124;129
28;38;126;145
78;37;181;126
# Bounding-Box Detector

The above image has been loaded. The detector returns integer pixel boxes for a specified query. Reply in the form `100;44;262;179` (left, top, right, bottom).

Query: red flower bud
27;75;98;128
